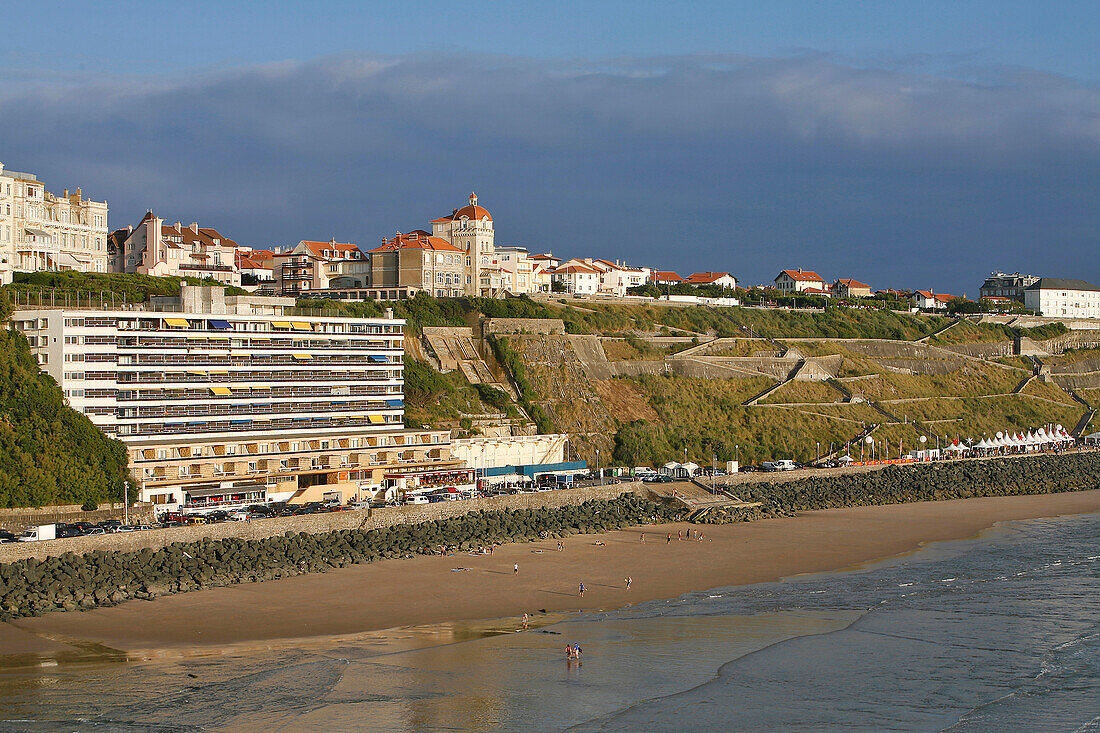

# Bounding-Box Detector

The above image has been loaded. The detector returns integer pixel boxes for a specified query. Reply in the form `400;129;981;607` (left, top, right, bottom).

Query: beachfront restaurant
183;484;267;512
383;468;477;495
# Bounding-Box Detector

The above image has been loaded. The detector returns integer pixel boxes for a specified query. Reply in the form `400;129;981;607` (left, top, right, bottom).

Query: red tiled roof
835;278;870;289
685;272;733;284
369;232;463;253
778;269;824;282
299;240;361;258
433;192;493;223
916;290;956;302
152;217;238;250
556;265;600;274
651;271;683;282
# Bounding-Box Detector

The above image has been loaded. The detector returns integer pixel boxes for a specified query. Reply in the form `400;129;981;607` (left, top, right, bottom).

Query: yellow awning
209;370;230;375
270;321;292;329
186;370;207;376
292;353;313;360
210;387;232;396
291;321;312;330
368;414;384;424
231;385;251;391
164;318;190;327
208;336;230;341
230;351;251;356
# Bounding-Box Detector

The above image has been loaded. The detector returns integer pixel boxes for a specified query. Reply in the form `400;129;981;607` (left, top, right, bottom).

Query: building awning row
368;355;389;363
293;353;313;360
185;485;267;498
208;319;233;330
209;387;232;396
368;414;385;424
386;399;404;408
164;318;190;327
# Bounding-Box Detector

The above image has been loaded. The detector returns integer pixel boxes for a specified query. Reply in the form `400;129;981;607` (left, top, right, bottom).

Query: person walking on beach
667;533;672;544
523;613;529;630
514;563;519;574
579;582;586;597
677;530;682;541
640;533;645;543
625;576;632;589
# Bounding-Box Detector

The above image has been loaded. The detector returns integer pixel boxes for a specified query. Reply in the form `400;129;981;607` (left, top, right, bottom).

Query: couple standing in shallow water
566;643;582;660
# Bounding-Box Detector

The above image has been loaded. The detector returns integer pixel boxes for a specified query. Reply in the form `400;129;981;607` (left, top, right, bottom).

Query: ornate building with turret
431;193;503;296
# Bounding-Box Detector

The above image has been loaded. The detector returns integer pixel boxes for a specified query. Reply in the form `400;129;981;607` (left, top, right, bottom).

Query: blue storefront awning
209;319;233;330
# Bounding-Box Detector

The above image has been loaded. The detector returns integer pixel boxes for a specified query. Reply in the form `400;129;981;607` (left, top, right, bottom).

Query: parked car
83;527;106;535
0;530;16;543
761;460;799;472
229;511;251;521
134;524;152;531
114;525;136;533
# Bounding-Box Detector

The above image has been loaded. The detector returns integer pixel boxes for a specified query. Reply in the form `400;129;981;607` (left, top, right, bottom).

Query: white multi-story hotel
11;286;461;512
0;161;110;281
1024;278;1100;319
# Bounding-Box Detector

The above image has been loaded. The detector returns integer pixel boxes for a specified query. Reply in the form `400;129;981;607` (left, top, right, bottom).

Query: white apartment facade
552;264;601;294
11;286;461;513
0;161;109;280
494;246;551;294
1024;278;1100;319
111;212;241;286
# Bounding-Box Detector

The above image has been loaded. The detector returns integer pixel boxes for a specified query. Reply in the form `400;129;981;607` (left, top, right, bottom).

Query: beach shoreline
4;489;1099;658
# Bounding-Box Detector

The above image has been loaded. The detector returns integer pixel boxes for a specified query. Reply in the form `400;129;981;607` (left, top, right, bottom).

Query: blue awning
230;419;252;424
209;319;233;330
386;399;404;408
368;355;388;363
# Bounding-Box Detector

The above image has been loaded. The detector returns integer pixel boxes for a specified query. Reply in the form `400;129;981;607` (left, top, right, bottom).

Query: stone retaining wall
0;504;156;533
0;484;646;563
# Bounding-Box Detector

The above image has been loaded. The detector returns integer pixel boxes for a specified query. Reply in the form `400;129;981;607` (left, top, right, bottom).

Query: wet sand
6;490;1100;654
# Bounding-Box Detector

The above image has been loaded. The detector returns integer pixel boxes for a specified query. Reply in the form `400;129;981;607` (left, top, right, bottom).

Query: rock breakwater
735;452;1100;515
0;494;681;621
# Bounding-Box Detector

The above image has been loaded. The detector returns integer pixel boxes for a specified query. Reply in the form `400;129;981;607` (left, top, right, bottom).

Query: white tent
837;454;855;463
1083;432;1100;446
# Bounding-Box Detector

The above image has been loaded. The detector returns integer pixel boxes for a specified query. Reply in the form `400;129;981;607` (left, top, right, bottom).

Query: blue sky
1;1;1097;292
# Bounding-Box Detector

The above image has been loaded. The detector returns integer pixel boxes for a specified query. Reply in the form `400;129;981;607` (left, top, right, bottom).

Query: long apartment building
12;286;461;513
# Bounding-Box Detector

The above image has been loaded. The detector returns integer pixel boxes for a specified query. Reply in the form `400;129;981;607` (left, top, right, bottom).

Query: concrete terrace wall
482;318;565;335
0;484;648;563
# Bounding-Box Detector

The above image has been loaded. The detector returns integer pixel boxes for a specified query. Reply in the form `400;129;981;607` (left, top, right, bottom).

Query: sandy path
6;489;1099;653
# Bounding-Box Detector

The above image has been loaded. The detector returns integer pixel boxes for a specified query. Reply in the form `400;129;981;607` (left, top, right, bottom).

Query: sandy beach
5;489;1099;655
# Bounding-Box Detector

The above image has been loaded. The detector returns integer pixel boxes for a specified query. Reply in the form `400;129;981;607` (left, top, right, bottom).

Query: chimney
63;188;69;197
190;222;199;234
384;307;394;319
175;222;182;230
75;188;82;198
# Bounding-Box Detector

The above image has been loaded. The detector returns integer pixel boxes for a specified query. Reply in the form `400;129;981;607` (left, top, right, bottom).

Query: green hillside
0;327;128;508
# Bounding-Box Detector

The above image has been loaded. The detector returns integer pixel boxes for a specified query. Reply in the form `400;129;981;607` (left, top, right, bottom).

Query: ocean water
0;512;1096;732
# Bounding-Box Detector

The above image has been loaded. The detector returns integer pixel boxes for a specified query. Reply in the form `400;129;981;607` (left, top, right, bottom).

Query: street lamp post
596;448;601;486
816;441;820;464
